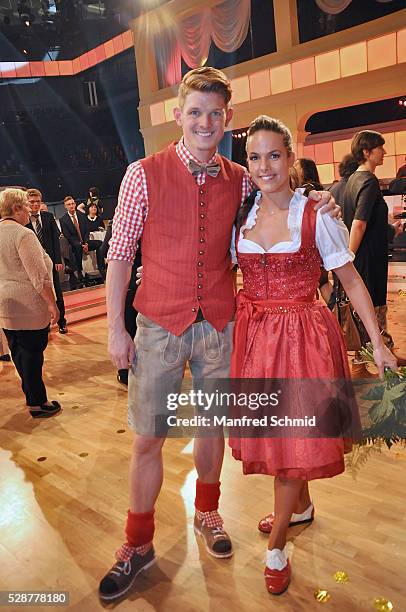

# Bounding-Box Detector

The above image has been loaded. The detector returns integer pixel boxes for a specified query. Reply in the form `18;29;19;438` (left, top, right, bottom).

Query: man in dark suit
26;188;68;334
59;195;105;284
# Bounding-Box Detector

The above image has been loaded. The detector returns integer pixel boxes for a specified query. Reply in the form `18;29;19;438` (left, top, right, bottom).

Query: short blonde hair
0;188;28;218
27;188;42;199
178;67;232;108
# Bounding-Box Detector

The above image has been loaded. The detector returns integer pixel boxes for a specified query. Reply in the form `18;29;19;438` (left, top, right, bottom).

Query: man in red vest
99;67;336;601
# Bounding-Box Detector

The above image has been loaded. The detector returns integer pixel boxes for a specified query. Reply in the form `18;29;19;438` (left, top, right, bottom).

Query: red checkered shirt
107;138;252;262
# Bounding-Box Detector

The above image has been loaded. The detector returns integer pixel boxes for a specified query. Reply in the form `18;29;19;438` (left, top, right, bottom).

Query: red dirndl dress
229;201;360;480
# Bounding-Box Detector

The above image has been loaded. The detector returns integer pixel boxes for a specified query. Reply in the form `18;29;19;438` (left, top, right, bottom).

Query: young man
100;67;337;602
26;188;68;334
60;196;105;284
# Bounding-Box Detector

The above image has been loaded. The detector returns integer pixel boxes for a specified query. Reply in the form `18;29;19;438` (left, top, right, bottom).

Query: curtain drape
315;0;395;13
155;0;251;87
314;0;352;14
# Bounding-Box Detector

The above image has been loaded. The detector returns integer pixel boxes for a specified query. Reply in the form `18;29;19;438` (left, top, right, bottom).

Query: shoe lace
210;525;226;538
110;560;131;577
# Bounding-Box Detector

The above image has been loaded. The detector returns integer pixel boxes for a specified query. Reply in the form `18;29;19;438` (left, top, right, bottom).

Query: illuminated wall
148;28;406;128
0;31;134;78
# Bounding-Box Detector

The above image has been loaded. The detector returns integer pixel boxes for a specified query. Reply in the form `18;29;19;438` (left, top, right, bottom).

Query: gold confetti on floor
333;570;349;583
373;597;394;611
314;589;331;603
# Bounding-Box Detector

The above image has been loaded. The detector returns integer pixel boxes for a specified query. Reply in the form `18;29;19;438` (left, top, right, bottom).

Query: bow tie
188;159;221;178
31;213;39;219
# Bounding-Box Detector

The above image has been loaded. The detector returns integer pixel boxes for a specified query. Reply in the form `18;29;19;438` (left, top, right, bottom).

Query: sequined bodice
237;242;321;302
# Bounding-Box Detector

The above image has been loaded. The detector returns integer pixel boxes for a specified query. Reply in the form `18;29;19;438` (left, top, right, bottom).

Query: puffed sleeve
230;225;237;264
315;210;355;271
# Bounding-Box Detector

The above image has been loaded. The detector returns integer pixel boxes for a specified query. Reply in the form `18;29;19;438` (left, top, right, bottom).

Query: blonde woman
0;188;61;418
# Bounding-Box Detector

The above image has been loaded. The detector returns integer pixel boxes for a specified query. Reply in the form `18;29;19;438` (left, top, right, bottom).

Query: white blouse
231;189;354;271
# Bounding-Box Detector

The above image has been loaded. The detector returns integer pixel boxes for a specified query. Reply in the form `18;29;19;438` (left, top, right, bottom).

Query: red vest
134;143;245;335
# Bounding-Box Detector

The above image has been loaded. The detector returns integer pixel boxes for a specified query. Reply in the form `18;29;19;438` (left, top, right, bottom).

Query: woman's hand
309;190;341;218
136;265;143;286
373;343;397;378
49;302;59;326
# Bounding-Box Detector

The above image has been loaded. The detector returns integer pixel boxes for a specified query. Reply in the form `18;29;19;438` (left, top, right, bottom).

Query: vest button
197;295;202;300
199;188;204;195
199;202;205;206
200;213;205;219
200;238;205;243
192;307;197;312
197;261;203;267
199;226;205;231
198;273;203;278
199;250;204;255
198;284;203;289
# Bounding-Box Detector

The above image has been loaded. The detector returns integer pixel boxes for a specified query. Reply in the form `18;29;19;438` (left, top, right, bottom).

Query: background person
86;186;103;215
294;158;324;191
343;130;406;373
0;188;61;418
60;195;105;284
396;155;406;179
26;188;68;334
86;202;105;233
328;154;358;207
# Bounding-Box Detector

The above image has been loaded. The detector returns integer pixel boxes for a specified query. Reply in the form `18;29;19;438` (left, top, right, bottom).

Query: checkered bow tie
188;159;221;178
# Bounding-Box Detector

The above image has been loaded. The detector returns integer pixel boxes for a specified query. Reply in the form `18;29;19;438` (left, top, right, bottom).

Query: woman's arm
349;219;367;253
334;262;397;376
39;285;59;324
18;233;59;324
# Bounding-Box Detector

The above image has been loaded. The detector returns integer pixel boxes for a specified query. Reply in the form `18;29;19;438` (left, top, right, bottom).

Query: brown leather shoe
351;362;379;379
99;546;155;602
194;513;233;558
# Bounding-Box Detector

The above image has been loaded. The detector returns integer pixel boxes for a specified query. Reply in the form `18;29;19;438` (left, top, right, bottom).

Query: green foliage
348;344;406;476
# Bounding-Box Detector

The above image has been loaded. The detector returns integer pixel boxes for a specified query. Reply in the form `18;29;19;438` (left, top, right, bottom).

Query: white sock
291;502;313;522
266;547;288;571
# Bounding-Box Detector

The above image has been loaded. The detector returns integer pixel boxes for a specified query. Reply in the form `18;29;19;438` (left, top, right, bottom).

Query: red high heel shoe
264;560;291;595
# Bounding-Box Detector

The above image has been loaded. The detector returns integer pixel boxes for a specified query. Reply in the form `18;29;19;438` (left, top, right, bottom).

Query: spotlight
22;49;28;54
398;98;406;106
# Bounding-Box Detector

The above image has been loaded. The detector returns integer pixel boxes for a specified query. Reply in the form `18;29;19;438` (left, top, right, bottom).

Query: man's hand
108;327;136;370
136;265;143;286
309;190;341;218
393;220;403;238
55;263;64;272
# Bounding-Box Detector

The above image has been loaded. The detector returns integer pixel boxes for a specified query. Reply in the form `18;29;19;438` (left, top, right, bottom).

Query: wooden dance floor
1;292;405;611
